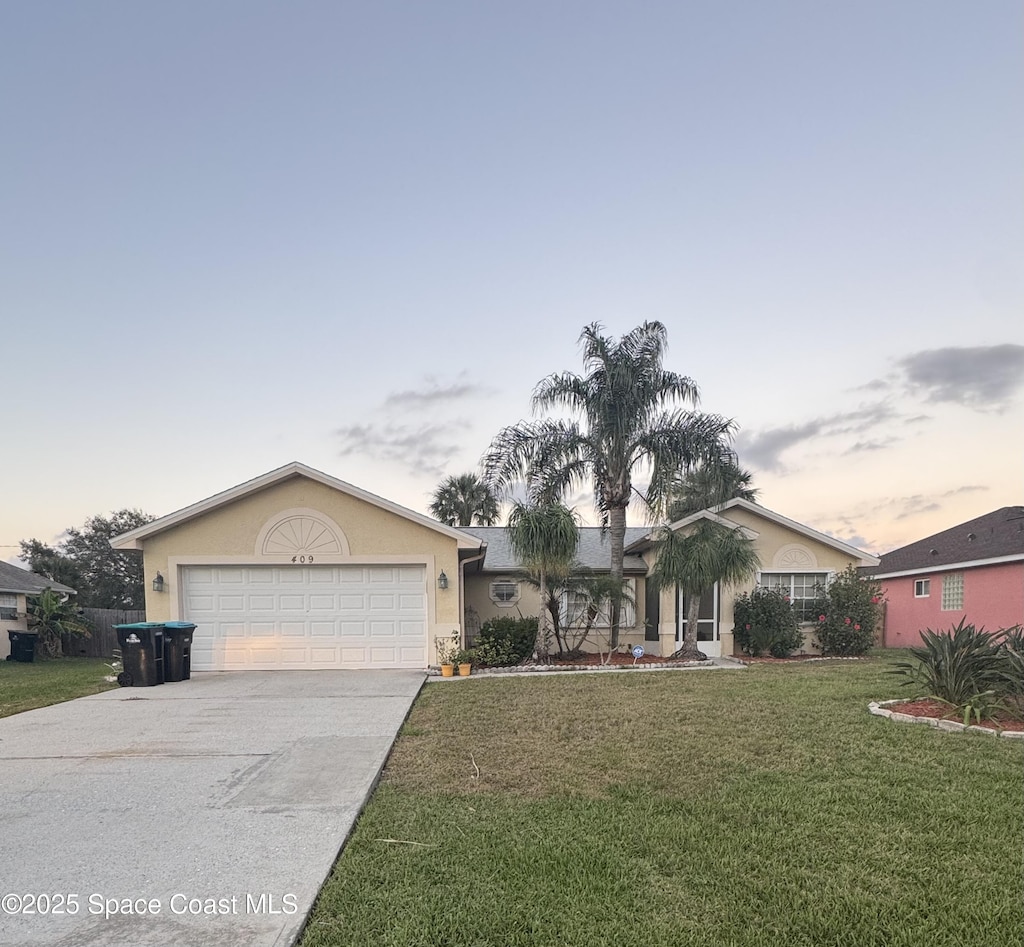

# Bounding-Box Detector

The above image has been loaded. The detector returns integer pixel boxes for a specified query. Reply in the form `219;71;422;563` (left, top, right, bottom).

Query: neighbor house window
760;572;828;622
941;573;964;611
561;578;637;629
914;578;930;598
489;579;520;608
0;593;17;621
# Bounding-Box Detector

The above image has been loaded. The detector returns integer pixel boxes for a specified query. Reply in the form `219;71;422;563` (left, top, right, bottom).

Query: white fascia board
869;553;1024;580
110;462;485;551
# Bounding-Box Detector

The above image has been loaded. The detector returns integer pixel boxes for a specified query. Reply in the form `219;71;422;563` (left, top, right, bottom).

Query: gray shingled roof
0;561;77;595
868;506;1024;576
460;526;650;573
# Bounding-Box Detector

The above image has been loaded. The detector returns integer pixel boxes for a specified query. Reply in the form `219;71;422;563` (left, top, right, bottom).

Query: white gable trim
110;462;484;551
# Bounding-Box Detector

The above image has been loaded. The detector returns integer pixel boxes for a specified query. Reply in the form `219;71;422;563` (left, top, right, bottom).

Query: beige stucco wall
464;573;650;654
644;508;873;656
0;592;28;658
138;475;463;663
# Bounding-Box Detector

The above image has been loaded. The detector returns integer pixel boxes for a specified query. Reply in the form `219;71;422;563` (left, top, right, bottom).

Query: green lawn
0;657;117;717
301;656;1024;947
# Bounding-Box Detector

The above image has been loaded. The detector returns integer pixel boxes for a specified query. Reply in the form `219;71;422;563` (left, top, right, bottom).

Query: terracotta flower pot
458;663;472;677
440;664;455;678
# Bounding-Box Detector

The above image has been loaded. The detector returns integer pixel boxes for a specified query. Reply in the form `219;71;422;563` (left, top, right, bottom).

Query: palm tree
428;473;500;527
505;501;579;662
649;519;760;661
666;461;759;521
484;321;735;646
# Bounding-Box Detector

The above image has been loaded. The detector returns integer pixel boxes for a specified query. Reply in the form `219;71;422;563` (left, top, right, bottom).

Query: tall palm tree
428;473;500;527
505;501;579;662
484;321;735;645
649;519;760;661
666;461;759;521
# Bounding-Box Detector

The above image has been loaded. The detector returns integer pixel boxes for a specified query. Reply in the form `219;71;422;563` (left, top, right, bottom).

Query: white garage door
182;565;428;670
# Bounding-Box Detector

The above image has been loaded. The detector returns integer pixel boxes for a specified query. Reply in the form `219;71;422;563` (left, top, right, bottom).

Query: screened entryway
676;583;720;657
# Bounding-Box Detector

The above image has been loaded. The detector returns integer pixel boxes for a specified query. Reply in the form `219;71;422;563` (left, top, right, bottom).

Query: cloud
843;436;901;455
336;421;463;477
895;344;1024;411
334;373;495;478
383;375;492;408
737;402;898;472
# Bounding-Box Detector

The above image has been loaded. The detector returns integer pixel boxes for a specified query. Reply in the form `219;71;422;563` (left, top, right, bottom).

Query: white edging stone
868;699;1024;740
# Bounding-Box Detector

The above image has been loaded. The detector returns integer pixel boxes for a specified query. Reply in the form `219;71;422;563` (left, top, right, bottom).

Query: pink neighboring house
868;506;1024;647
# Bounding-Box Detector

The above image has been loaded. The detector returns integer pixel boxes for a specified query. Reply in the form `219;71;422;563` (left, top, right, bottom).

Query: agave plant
889;618;1006;707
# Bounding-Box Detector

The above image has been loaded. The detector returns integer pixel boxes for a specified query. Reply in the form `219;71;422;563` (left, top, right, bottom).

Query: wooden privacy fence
64;608;146;658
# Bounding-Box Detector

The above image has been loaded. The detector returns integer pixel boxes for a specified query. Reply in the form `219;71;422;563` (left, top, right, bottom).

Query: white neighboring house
0;561;77;659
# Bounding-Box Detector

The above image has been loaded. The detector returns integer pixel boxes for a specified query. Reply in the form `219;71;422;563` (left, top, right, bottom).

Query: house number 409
291;555;314;563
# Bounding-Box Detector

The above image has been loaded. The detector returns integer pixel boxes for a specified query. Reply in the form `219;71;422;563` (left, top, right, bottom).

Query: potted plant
453;648;475;677
434;632;459;677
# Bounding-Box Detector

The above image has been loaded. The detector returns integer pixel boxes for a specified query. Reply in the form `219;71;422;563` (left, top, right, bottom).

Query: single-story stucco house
110;462;879;670
866;506;1024;647
0;562;77;659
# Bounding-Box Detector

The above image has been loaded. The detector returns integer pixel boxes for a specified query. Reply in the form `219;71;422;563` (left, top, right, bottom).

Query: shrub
472;616;538;666
889;618;1007;706
732;587;802;657
811;566;883;656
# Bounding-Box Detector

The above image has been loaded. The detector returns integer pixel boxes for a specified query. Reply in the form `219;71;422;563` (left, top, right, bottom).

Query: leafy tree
17;539;83;589
428;473;500;527
505;501;579;662
485;322;734;646
649;519;761;661
20;509;155;609
26;588;91;659
666;460;759;521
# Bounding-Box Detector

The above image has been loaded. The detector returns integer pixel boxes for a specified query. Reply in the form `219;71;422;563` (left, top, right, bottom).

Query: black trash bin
114;623;165;686
6;630;38;663
163;622;195;682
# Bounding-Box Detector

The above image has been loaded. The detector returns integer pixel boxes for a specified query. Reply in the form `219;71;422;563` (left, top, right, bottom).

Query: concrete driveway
0;670;425;947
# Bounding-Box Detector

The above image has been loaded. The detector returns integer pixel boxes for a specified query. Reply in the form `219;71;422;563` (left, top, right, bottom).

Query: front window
914;578;930;598
760;572;828;622
0;593;17;621
941;573;964;611
561;578;637;629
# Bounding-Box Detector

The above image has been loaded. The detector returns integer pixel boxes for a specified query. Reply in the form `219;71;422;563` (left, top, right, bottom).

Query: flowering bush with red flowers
810;565;885;656
732;586;803;657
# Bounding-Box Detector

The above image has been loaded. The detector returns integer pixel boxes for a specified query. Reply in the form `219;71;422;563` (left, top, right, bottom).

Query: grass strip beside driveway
301;658;1023;947
0;658;117;718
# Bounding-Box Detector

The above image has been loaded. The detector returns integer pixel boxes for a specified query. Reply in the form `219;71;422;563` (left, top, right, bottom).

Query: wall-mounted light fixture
438;570;448;590
152;572;165;593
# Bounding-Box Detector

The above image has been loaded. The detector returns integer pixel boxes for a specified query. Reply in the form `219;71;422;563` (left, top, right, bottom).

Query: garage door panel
183;564;427;670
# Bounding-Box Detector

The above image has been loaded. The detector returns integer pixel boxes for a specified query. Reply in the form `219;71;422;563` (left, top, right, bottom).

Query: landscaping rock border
868;699;1024;740
428;657;725;678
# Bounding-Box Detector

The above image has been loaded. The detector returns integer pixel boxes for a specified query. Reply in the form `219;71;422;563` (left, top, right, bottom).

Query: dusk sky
2;1;1021;562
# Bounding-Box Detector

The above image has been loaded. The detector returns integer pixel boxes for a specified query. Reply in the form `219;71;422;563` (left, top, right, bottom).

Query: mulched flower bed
887;697;1024;733
547;652;682;667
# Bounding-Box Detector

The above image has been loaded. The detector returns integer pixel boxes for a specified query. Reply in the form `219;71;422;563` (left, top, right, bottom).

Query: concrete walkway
0;670;424;947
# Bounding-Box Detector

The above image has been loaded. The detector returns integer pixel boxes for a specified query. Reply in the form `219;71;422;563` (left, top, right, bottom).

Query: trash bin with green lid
6;631;38;663
114;623;165;686
162;622;196;682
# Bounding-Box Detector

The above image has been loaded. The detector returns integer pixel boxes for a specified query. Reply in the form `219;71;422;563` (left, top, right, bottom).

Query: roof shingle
0;561;77;596
869;506;1024;576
